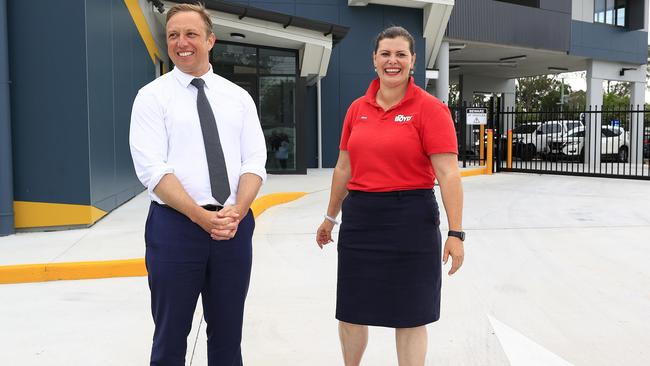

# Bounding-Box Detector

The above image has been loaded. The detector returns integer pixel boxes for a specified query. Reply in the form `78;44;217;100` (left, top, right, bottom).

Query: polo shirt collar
364;76;418;109
172;66;216;90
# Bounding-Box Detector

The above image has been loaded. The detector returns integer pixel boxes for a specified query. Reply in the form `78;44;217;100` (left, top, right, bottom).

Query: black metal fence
449;102;496;169
451;102;650;180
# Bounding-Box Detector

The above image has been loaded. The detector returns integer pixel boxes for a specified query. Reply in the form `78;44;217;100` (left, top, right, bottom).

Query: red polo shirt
339;77;458;192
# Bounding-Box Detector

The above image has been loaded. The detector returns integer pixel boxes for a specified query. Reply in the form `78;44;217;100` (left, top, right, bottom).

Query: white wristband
324;214;340;225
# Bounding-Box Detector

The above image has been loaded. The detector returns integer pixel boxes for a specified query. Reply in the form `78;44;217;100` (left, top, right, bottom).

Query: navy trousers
145;202;254;366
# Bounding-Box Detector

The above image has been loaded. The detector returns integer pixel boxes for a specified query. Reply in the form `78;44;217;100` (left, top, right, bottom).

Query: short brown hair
374;26;415;54
166;3;213;36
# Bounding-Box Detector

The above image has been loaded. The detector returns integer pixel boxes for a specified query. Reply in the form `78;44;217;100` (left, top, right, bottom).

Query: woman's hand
316;220;335;249
443;237;464;275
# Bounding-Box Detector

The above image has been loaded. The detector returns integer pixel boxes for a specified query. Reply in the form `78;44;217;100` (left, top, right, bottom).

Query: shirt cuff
240;167;267;183
147;167;175;198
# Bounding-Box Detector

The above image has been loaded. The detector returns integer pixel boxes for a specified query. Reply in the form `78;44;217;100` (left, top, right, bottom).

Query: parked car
547;125;630;162
512;120;583;161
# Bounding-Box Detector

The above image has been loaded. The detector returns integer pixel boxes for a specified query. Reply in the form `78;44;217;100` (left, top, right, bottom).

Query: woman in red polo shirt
316;26;465;366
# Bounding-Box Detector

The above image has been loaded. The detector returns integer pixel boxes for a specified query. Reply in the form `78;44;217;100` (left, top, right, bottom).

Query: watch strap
448;230;465;241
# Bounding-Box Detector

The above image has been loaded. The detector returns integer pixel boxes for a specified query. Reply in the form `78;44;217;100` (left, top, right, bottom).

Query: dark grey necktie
191;78;231;204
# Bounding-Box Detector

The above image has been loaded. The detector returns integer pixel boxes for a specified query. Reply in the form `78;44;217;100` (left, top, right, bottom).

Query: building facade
1;0;647;234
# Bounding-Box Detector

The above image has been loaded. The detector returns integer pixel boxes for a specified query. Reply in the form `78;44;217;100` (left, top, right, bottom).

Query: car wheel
521;144;535;161
579;147;585;163
618;146;628;163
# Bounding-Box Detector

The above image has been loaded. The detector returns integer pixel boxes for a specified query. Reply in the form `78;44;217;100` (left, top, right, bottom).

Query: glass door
212;43;300;173
260;76;296;170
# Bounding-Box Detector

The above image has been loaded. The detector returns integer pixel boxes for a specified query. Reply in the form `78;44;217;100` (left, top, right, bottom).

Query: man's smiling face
166;11;215;77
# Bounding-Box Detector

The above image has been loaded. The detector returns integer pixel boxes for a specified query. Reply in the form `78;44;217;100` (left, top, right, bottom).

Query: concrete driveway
1;171;649;365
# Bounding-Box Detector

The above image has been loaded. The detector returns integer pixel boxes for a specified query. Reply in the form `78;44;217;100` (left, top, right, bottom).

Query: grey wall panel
114;0;150;207
338;5;384;75
8;0;91;205
447;0;571;51
248;2;296;15
295;3;338;25
570;21;648;64
540;0;571;13
86;0;152;212
86;0;117;211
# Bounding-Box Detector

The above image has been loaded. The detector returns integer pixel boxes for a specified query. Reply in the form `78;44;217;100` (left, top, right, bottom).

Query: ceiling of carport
447;40;589;81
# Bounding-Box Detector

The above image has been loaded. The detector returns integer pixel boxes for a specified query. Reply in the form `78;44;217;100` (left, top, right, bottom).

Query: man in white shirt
129;3;266;365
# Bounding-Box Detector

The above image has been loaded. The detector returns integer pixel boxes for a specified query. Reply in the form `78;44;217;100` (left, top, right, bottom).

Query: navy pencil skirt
336;189;442;328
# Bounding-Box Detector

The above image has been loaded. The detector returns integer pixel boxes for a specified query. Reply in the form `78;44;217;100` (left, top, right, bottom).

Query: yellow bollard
507;129;513;169
486;129;493;175
478;125;485;165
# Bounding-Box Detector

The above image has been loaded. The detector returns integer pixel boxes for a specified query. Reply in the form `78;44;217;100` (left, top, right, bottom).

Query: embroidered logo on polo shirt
394;114;413;123
360;116;368;120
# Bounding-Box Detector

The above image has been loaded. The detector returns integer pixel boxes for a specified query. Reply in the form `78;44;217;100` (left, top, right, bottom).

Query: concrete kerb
0;168;486;285
0;192;306;285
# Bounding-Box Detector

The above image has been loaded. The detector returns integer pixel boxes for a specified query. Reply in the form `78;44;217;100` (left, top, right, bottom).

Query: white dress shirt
130;66;267;206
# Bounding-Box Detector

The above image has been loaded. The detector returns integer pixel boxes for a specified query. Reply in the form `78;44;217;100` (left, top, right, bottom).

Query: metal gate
449;99;498;171
450;100;650;180
493;105;649;180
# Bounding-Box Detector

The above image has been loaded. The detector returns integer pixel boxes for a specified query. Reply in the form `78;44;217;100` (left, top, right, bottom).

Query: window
538;123;561;134
566;121;582;131
513;124;538;134
495;0;539;7
594;0;627;27
568;130;585;138
601;127;622;137
212;43;300;172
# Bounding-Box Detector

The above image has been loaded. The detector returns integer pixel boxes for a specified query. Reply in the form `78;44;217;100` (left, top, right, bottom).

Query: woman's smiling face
373;36;416;87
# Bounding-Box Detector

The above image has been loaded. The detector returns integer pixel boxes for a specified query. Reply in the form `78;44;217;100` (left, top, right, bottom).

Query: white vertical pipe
630;81;646;164
317;78;323;169
435;41;449;104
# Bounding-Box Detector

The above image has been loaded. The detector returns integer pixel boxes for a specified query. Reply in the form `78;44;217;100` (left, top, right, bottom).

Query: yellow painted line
250;192;306;217
0;259;146;285
460;167;487;177
0;192;306;285
124;0;163;64
13;201;107;229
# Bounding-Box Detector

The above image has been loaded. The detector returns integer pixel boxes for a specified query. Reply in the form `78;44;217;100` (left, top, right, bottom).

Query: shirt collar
364;76;418;109
172;65;216;90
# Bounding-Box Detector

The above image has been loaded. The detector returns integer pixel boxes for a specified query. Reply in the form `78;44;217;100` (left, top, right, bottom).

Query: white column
586;63;603;169
630;81;646;164
317;79;323;169
501;79;516;131
434;41;449;104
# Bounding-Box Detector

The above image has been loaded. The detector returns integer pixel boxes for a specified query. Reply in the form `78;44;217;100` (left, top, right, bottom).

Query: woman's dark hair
373;26;415;54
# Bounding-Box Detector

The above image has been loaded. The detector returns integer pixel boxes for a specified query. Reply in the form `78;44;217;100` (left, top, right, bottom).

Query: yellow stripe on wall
123;0;163;64
13;201;107;229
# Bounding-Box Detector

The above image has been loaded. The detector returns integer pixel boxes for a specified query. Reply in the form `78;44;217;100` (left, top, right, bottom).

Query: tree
567;90;585;109
603;81;630;110
516;76;572;111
